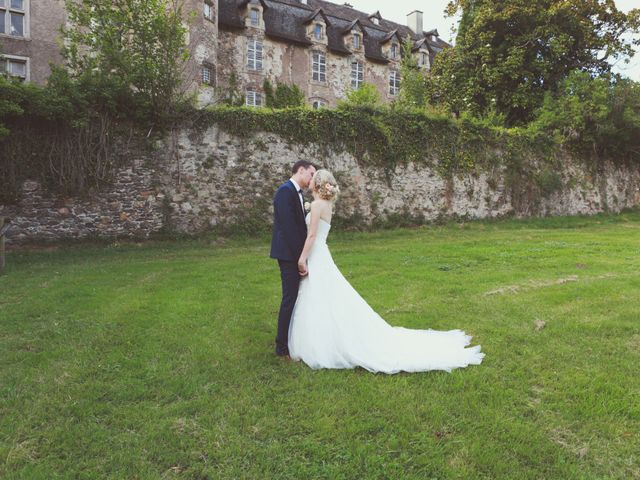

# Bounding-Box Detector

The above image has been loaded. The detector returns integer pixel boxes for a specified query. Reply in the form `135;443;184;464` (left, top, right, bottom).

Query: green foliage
0;75;26;140
396;37;430;110
434;0;640;124
62;0;191;122
219;72;245;107
534;169;564;197
337;82;382;109
532;71;640;162
1;0;193;203
0;66;149;203
263;79;305;108
198;106;554;181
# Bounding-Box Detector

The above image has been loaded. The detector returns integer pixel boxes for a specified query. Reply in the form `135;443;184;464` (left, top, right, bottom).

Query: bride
289;169;485;373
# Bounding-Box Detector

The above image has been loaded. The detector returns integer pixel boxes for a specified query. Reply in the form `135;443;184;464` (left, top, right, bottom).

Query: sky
345;0;640;81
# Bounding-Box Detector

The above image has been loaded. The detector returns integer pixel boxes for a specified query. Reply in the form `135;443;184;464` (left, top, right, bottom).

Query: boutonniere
304;201;311;212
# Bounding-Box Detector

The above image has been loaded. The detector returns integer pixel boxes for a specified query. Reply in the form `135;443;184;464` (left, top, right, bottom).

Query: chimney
407;10;423;34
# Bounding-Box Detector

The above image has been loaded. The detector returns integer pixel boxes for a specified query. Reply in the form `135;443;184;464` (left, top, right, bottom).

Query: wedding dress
289;214;485;373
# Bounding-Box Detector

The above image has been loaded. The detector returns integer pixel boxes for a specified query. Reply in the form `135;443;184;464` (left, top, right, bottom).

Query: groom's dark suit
270;180;307;356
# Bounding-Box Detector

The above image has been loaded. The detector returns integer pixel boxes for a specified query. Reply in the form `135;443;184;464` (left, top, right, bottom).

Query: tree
337;82;381;109
62;0;190;122
396;36;430;110
0;75;25;140
533;71;640;161
432;0;640;124
263;80;305;108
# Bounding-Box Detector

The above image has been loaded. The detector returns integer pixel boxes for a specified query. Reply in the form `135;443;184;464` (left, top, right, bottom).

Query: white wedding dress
289;214;485;373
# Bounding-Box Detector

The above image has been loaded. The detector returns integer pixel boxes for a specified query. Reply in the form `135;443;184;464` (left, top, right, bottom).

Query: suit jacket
270;180;308;261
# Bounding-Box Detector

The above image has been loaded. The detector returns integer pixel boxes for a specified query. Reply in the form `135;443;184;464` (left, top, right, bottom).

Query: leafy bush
263;80;305;108
337;83;381;109
532;71;640;163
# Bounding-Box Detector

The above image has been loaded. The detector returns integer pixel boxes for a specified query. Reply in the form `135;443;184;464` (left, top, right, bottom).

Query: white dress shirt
289;178;305;213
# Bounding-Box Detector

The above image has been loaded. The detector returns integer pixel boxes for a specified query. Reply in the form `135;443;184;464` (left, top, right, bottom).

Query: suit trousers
276;259;301;355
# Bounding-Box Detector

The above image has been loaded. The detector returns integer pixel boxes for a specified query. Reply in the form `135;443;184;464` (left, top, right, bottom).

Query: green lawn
1;212;639;479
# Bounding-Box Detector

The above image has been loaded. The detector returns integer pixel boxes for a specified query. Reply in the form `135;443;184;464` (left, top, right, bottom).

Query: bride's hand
298;257;308;276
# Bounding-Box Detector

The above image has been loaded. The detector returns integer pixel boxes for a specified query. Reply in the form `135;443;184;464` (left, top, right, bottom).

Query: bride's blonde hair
313;169;340;202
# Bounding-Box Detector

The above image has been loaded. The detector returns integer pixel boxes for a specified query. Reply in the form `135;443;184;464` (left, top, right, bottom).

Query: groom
270;160;317;357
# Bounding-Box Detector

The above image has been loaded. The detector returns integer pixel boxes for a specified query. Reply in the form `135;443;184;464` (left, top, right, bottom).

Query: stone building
0;0;66;84
214;0;448;107
0;0;447;107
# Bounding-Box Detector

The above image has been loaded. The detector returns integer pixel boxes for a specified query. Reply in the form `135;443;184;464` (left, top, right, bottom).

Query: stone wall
2;124;640;244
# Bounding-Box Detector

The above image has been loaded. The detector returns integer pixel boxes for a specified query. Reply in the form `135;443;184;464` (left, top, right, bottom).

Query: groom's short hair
292;160;318;174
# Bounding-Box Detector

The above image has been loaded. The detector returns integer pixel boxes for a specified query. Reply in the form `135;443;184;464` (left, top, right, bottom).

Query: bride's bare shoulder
312;199;332;211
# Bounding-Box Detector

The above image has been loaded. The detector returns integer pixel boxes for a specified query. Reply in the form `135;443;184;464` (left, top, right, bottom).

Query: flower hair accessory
317;181;340;200
312;169;340;201
304;201;311;212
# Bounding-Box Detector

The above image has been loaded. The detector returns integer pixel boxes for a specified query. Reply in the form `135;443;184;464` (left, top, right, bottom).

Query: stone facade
2;125;640;244
1;0;443;108
217;0;442;107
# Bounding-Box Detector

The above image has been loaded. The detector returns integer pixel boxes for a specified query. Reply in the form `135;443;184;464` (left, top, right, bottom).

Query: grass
1;211;639;479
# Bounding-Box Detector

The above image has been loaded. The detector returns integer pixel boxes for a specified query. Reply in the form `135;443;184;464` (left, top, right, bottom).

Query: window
1;55;28;81
247;38;263;71
312;100;326;109
204;1;214;21
202;65;213;85
314;23;322;40
352;33;360;49
1;0;26;37
350;61;363;90
390;43;398;59
421;52;429;67
250;8;259;27
371;17;379;26
246;90;262;107
312;52;326;82
389;70;400;95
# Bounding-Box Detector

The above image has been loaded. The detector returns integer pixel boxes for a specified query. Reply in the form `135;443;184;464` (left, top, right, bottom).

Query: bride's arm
298;202;322;276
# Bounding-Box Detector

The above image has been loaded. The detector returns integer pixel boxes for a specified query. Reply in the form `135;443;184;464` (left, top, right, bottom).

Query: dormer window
372;17;379;25
352;33;360;49
314;23;323;40
390;43;398;59
250;8;260;26
421;52;429;67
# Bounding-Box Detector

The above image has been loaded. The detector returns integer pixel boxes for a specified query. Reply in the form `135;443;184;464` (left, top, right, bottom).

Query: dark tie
297;189;304;215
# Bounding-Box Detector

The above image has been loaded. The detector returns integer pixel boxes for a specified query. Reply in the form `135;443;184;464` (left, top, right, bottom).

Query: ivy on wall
195;106;558;179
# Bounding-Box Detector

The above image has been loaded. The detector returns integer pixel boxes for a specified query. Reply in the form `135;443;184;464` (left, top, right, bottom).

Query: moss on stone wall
195;106;557;177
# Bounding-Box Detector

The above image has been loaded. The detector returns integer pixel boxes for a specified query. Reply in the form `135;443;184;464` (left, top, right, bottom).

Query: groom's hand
298;259;308;276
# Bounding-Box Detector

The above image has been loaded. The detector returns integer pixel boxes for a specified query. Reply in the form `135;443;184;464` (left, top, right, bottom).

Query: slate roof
218;0;450;62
